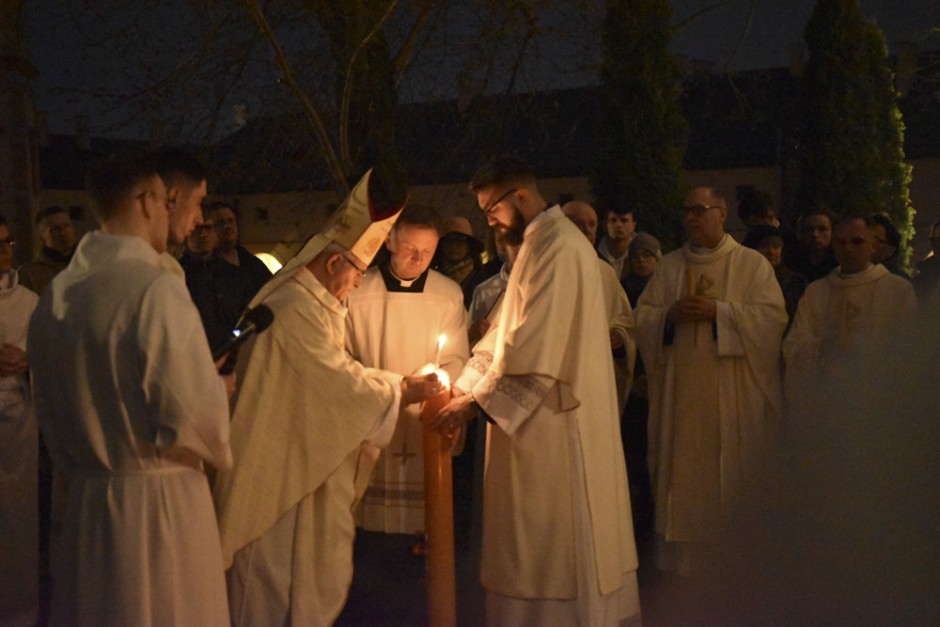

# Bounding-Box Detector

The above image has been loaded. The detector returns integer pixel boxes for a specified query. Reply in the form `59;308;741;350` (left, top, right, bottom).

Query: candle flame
438;334;447;351
417;363;451;391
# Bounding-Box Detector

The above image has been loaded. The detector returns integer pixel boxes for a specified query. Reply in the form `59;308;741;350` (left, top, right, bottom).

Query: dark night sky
23;0;940;139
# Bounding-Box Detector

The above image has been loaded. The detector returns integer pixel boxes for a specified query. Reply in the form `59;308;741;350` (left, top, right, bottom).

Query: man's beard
500;206;526;246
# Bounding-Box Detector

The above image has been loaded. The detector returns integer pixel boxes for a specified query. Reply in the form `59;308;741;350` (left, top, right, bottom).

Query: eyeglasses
341;254;367;277
679;204;724;217
0;239;15;250
481;188;519;215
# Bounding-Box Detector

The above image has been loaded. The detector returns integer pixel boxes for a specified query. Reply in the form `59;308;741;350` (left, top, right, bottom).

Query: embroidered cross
392;439;417;464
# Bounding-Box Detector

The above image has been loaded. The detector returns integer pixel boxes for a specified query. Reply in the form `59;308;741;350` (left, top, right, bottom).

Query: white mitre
246;168;405;310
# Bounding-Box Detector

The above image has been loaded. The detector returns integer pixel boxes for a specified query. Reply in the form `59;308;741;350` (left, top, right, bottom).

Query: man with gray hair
214;171;444;626
635;186;787;576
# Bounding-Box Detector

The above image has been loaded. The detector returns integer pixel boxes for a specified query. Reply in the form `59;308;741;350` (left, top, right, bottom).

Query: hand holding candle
429;389;477;435
401;369;446;405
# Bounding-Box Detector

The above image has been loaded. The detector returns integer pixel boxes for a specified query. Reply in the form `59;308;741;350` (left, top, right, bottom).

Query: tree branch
722;0;756;71
392;1;438;86
339;0;399;170
242;0;349;196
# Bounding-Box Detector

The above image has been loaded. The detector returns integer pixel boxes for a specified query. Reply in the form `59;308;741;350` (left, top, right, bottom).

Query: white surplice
782;263;917;412
27;231;233;627
0;270;39;626
635;235;786;572
213;245;402;627
345;266;469;533
455;206;640;626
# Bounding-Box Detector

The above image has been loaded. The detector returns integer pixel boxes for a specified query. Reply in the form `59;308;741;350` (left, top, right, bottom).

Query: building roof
38;57;940;194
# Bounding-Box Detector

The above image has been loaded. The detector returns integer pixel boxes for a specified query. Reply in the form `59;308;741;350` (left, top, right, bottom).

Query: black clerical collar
379;263;429;293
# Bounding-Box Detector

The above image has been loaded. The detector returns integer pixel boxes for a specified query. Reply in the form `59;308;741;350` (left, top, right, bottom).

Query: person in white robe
433;158;641;627
635;186;787;576
0;216;40;627
562;200;637;413
345;204;469;535
213;170;445;627
783;214;917;413
27;153;233;627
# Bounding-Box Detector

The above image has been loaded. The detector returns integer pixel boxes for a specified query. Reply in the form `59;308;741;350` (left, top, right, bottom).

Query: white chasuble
214;259;402;626
345;266;469;533
783;263;916;413
456;206;639;626
636;235;787;554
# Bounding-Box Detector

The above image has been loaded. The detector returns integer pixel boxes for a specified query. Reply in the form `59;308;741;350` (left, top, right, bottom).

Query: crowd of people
1;148;937;626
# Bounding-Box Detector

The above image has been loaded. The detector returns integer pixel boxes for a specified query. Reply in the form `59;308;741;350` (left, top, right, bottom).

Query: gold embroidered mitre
323;169;404;267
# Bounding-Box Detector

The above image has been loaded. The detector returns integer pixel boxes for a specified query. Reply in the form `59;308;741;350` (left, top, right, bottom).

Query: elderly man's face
41;211;76;255
563;204;598;244
681;188;727;248
327;251;366;301
606;211;635;241
388;224;439;280
832;218;875;274
168;179;208;245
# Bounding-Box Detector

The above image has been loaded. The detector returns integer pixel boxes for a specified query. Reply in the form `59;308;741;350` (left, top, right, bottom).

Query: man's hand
429;393;478;434
666;296;717;324
0;343;28;376
401;372;444;405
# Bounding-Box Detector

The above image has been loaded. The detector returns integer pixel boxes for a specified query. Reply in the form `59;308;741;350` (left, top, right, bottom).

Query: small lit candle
434;333;447;369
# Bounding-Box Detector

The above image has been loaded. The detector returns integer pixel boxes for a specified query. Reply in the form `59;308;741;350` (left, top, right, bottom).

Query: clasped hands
666;295;717;324
0;343;27;377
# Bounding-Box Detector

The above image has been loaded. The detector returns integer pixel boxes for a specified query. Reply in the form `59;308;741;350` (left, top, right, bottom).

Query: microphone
213;304;275;374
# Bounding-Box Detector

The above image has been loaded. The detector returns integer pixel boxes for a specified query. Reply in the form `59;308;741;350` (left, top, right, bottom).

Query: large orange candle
420;372;456;627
